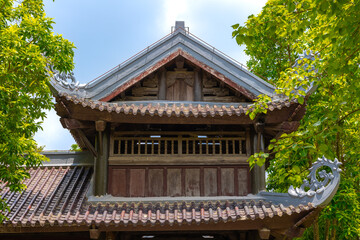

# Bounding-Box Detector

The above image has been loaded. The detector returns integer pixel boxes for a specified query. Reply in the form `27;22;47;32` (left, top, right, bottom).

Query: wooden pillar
94;120;109;196
158;67;166;100
194;68;202;101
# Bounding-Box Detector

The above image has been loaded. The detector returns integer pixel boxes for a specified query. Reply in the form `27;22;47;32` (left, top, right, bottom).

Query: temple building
0;22;341;240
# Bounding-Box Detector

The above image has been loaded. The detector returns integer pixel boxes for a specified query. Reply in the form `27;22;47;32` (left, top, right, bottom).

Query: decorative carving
293;50;317;72
288;156;342;198
166;71;194;87
50;65;80;90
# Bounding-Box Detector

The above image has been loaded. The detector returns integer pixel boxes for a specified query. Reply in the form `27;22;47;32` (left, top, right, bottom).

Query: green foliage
70;144;81;151
233;0;360;239
0;0;74;221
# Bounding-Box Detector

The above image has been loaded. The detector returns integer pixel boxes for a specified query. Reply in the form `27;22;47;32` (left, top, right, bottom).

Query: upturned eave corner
288;156;342;208
260;156;341;209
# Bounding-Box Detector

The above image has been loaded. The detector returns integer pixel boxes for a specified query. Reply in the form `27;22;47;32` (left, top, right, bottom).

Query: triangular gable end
103;51;256;103
53;23;276;103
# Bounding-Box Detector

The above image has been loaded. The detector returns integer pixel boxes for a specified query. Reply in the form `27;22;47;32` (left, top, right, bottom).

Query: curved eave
0;157;340;238
57;92;294;119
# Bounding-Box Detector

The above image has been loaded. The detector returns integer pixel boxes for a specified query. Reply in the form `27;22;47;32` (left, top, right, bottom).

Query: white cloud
158;0;266;34
160;0;189;34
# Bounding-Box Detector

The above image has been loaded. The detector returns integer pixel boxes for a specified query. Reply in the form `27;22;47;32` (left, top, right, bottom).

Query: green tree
233;0;360;239
70;144;81;151
0;0;74;220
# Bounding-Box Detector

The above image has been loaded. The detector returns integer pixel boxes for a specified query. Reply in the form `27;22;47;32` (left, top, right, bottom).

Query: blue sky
34;0;267;150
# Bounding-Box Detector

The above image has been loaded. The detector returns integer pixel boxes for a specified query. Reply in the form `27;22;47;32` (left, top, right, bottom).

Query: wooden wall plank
221;168;235;196
129;169;145;197
109;168;127;197
185;169;200;196
238;168;248;196
148;169;164;197
204;168;217;196
109;165;249;197
167;168;182;197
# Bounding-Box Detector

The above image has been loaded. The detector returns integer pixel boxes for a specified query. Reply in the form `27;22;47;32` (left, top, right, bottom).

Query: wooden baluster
158;140;161;155
186;140;189;154
206;140;209;154
239;139;242;154
220;140;223;154
138;139;141;154
145;140;148;154
118;140;121;155
193;140;196;154
212;140;215;154
131;140;134;154
124;140;128;154
232;139;235;154
226;140;229;154
151;140;154;154
200;140;202;154
165;140;168;154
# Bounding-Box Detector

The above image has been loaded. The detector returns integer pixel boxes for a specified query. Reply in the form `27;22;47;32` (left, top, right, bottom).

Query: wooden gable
109;57;252;103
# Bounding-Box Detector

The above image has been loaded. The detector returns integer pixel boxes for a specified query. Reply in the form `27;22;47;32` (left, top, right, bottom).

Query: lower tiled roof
58;92;293;118
0;166;314;229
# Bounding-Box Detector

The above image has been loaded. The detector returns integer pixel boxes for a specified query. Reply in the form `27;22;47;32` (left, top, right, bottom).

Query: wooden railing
111;136;246;156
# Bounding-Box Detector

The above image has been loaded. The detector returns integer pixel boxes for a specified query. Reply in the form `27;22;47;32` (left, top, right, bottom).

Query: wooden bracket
60;118;93;130
89;228;101;239
76;129;97;158
258;228;271;239
95;120;106;132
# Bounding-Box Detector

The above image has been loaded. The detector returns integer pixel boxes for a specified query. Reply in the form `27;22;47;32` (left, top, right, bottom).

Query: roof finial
172;21;187;34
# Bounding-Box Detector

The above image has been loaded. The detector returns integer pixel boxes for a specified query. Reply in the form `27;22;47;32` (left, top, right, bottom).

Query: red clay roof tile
1;166;314;229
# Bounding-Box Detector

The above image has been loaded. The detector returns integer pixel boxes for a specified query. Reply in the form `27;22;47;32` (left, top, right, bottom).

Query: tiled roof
51;27;276;101
1;167;92;227
1;166;315;228
59;92;293;118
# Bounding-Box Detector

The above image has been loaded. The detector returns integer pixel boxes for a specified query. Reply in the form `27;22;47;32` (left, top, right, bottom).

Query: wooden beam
75;129;97;158
264;121;300;133
60;118;93;130
108;155;249;165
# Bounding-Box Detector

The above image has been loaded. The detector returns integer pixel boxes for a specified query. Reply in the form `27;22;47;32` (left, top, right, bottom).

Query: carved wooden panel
110;76;159;101
166;79;194;101
108;165;250;197
202;75;251;102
